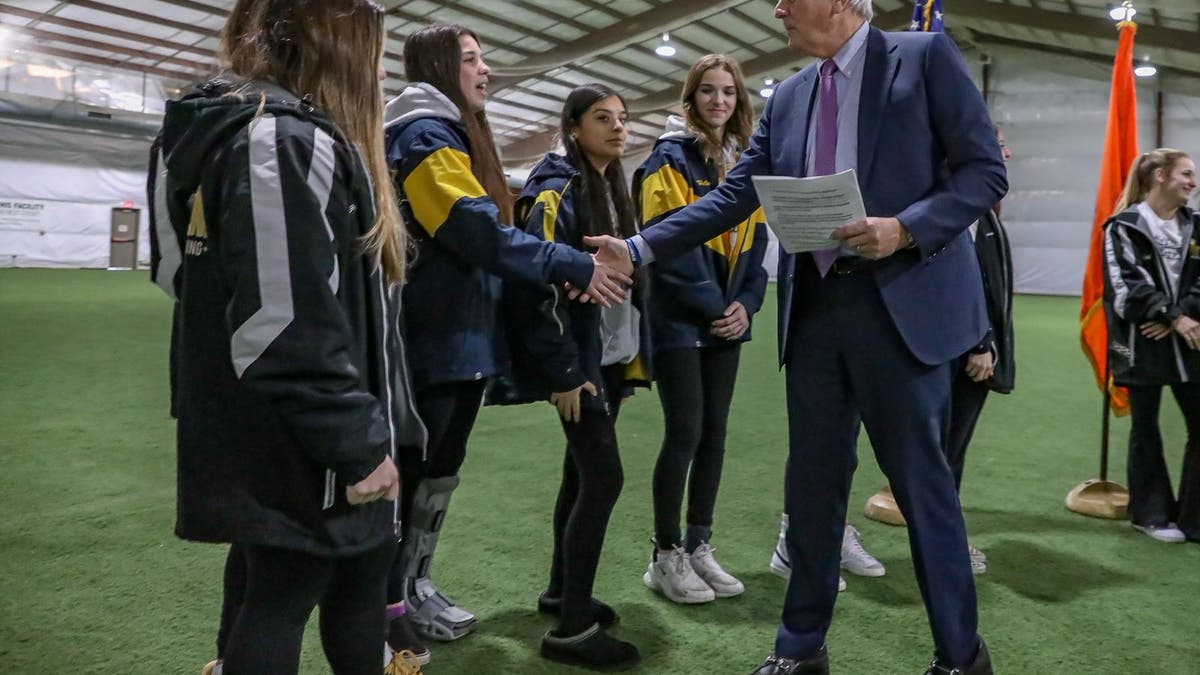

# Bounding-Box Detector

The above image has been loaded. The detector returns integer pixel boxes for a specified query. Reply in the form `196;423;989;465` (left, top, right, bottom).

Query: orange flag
1080;20;1139;415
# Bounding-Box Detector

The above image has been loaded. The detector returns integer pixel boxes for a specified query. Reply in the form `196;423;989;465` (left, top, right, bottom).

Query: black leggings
388;379;487;602
651;344;741;550
1126;383;1200;538
221;542;395;675
216;544;247;658
547;365;626;635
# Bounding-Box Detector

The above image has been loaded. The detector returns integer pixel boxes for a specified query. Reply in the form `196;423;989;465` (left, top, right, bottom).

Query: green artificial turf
1;268;1197;674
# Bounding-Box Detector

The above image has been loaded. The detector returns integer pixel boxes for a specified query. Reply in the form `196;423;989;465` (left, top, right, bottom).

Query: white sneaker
769;518;846;592
1132;523;1187;543
969;545;987;575
841;525;886;577
689;543;745;598
643;546;715;604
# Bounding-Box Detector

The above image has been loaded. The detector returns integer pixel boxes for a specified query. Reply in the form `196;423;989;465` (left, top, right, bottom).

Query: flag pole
1100;362;1112;481
1066;5;1137;520
1066;361;1128;519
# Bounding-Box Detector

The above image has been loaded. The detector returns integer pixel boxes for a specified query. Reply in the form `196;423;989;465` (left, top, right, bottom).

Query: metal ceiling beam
445;3;669;87
11;25;211;72
500;5;912;162
964;29;1200;81
13;43;201;82
382;8;660;96
0;4;213;58
149;0;228;15
950;0;1198;53
488;0;749;82
68;0;219;39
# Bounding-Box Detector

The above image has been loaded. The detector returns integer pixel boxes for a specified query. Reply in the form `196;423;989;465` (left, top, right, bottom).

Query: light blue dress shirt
805;19;869;178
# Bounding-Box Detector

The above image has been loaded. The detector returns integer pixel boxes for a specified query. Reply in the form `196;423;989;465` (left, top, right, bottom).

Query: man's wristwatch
901;229;917;249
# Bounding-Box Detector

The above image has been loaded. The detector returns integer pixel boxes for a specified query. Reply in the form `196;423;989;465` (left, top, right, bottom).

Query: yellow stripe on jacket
640;163;695;226
402;146;487;236
532;179;573;243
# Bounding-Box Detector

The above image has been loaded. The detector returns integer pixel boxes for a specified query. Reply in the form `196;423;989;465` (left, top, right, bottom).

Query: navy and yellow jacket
491;153;651;412
384;84;594;390
633;117;769;352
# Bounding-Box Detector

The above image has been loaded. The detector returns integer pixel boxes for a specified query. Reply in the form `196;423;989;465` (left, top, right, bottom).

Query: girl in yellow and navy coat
380;24;629;663
633;54;769;605
496;83;648;671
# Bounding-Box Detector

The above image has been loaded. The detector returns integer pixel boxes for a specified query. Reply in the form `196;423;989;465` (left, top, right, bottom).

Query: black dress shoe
537;590;619;627
750;646;830;674
924;637;992;675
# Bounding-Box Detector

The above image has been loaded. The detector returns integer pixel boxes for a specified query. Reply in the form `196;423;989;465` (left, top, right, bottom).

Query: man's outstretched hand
585;252;632;307
584;235;636;278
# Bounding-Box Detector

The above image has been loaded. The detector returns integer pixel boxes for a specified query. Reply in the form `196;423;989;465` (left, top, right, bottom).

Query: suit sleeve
639;98;774;263
218;116;389;486
896;33;1008;255
510;189;588;394
734;211;770;316
1105;223;1177;324
392;126;593;290
640;152;728;322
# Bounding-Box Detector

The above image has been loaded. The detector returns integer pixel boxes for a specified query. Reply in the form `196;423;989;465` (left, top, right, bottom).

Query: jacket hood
524;152;579;193
158;76;332;198
384;83;460;130
659;114;695;141
1111;204;1198;240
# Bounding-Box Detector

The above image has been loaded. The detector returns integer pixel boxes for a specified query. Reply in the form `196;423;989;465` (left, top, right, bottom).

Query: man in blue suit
588;1;1006;673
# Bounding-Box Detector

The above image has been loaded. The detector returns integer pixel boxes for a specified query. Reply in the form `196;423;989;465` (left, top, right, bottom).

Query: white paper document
751;169;867;254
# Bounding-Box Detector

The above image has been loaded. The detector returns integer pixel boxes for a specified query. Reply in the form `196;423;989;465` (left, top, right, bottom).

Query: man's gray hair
847;0;874;21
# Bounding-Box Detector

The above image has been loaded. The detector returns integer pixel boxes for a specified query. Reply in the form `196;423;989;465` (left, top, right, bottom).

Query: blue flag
910;0;945;32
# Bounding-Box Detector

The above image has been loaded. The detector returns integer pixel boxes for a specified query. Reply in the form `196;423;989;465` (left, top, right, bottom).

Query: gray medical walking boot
400;475;476;641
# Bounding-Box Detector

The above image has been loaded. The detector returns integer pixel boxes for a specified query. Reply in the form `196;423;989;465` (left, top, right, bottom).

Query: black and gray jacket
148;77;425;556
1103;204;1200;386
972;209;1015;394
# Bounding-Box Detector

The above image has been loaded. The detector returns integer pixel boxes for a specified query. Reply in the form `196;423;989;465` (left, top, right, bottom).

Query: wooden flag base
863;486;908;526
1065;479;1129;520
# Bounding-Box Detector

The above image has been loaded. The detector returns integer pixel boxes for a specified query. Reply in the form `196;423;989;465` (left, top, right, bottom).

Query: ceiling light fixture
1134;60;1157;78
759;77;775;98
1109;1;1136;22
655;33;676;58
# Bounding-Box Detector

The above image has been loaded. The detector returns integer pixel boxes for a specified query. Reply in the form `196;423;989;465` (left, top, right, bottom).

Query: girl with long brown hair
381;24;631;662
1104;148;1200;545
502;82;647;670
632;54;769;604
149;0;425;672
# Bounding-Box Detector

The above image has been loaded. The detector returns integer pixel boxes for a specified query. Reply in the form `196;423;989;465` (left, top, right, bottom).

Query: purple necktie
811;59;840;276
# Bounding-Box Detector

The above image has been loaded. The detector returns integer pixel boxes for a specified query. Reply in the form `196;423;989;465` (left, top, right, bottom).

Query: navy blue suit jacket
640;27;1007;367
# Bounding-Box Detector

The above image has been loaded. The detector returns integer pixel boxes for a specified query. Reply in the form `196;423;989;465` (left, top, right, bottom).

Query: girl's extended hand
551;381;597;423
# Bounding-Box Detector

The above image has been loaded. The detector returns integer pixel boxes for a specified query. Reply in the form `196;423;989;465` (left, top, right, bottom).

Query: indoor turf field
1;269;1198;674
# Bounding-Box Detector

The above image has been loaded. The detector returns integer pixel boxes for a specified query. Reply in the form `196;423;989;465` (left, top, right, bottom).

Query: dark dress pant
774;259;981;667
